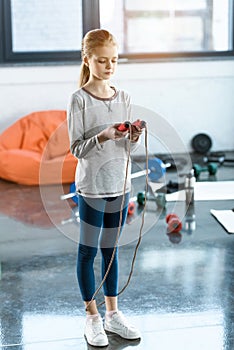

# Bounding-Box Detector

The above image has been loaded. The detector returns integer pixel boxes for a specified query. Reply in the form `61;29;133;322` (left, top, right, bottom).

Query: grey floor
0;153;234;350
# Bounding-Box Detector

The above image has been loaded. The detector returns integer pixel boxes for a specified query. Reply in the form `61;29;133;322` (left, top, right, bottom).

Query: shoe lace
114;312;132;329
92;318;105;336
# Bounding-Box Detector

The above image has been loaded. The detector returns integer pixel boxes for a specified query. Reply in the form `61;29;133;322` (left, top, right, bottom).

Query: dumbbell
203;153;234;165
137;191;166;208
128;201;136;216
137;192;147;206
193;163;218;179
203;155;225;165
131;157;169;183
166;213;182;233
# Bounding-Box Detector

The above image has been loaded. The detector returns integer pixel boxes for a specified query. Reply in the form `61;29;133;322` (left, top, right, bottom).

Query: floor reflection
0;239;233;349
0;310;227;349
0;180;73;228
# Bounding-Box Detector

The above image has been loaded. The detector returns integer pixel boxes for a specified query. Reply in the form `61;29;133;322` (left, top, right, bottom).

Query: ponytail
79;62;90;87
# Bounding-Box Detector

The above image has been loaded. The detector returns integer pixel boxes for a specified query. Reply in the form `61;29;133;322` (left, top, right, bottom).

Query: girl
67;29;142;347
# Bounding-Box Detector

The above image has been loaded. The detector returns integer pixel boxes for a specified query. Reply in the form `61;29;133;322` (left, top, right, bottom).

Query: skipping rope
85;122;149;312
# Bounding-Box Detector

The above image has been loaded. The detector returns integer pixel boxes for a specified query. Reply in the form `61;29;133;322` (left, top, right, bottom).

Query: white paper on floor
210;209;234;234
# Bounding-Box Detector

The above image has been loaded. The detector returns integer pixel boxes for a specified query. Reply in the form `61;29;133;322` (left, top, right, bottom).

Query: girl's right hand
97;124;129;143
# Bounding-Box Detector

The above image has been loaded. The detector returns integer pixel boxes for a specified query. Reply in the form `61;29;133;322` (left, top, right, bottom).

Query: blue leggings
77;193;129;302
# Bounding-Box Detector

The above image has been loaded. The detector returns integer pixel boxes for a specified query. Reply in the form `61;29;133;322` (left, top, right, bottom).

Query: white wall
0;59;234;154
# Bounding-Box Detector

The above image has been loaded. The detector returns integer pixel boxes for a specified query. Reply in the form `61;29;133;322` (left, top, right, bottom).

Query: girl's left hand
129;125;142;142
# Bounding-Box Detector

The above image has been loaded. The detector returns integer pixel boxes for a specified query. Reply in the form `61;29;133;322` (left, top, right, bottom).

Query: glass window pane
127;16;205;53
100;0;233;54
99;0;125;53
11;0;83;52
125;0;207;11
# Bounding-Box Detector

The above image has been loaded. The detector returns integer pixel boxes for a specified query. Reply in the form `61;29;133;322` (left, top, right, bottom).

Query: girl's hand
97;124;129;143
129;125;143;142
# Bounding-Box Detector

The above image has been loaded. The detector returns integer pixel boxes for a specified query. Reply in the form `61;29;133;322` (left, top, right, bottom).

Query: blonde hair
79;29;118;87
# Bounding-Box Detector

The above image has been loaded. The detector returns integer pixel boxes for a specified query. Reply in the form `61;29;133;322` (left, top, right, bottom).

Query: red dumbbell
128;201;136;216
166;213;182;233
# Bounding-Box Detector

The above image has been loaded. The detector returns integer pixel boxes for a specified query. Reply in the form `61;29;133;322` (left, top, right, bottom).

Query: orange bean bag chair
0;110;77;185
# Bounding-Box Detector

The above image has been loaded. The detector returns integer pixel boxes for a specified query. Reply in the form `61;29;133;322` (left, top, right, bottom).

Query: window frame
0;0;233;65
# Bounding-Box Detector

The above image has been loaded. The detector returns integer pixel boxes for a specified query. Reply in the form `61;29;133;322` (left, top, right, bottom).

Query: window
11;0;83;52
100;0;234;59
0;0;233;64
0;0;99;63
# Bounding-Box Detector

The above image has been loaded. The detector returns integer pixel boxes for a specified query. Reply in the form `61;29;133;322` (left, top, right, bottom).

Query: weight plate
191;133;212;154
147;157;166;182
69;182;78;204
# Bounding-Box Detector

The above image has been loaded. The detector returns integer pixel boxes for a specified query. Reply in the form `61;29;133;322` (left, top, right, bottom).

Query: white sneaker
104;311;141;340
84;315;109;347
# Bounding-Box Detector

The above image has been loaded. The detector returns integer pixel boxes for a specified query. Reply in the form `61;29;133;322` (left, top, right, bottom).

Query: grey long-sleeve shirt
67;87;137;198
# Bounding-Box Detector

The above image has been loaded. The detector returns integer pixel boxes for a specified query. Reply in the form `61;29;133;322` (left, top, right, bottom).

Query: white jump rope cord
85;124;148;311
